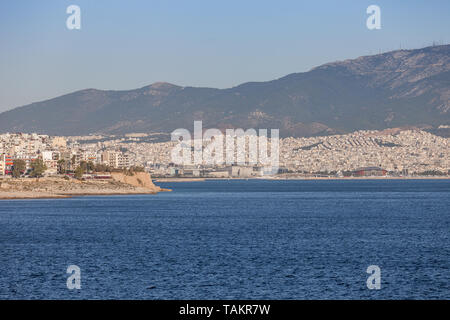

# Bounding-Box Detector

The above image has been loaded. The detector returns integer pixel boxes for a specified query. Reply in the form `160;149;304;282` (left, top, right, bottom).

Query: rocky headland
0;172;170;200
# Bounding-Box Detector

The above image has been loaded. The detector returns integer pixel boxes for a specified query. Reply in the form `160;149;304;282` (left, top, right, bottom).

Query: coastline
2;175;448;199
155;178;206;182
268;176;450;180
0;190;161;200
0;187;172;200
0;172;170;200
155;176;450;182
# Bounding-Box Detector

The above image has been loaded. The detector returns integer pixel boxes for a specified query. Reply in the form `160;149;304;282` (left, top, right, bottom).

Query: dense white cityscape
0;128;449;178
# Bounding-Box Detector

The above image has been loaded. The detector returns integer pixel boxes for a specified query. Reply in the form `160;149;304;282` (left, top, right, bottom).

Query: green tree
87;161;95;172
57;159;66;174
94;163;111;173
131;166;145;172
74;166;84;179
71;155;77;169
12;159;26;178
79;161;88;172
30;159;47;178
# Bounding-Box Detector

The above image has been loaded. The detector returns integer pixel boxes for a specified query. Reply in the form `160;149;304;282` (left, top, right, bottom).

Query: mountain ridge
0;44;449;137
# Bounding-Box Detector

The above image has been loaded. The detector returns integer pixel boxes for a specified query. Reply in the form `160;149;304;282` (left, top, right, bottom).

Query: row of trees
11;158;144;179
12;159;47;178
63;160;145;179
72;164;145;179
57;160;98;175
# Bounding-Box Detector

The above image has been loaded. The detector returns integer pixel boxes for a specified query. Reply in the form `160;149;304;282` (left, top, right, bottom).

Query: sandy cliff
110;172;161;191
0;172;170;199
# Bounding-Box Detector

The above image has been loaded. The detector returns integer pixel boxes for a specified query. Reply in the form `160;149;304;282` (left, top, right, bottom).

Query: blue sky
0;0;449;111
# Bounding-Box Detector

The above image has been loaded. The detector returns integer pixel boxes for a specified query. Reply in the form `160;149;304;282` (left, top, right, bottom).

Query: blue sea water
0;179;449;300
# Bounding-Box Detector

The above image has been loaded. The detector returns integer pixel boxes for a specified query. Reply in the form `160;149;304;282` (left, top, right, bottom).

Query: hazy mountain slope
0;45;448;137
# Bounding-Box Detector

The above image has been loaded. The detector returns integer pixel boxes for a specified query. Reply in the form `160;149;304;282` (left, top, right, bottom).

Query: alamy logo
366;265;381;290
66;265;81;290
66;5;81;30
366;5;381;30
171;121;279;174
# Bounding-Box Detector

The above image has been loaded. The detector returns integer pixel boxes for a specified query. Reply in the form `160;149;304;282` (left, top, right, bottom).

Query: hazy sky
0;0;449;112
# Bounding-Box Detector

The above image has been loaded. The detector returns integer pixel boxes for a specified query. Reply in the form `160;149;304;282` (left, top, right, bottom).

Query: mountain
0;45;449;137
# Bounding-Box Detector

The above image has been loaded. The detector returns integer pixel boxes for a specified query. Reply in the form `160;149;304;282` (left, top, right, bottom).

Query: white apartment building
101;151;130;168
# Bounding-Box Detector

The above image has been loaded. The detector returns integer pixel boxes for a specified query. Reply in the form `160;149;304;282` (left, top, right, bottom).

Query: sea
0;179;449;299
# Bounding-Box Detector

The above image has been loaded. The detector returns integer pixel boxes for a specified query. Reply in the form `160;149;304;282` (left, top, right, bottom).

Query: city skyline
1;127;449;178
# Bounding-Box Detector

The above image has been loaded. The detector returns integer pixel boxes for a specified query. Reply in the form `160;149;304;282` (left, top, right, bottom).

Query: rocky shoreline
0;172;170;200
